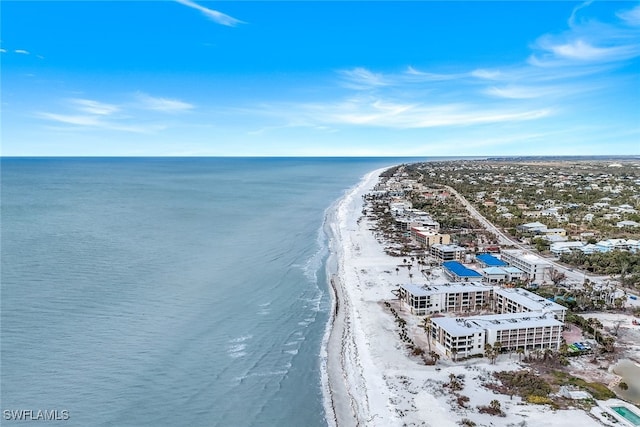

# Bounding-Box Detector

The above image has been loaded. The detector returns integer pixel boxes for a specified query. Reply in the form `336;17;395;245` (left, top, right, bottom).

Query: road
443;185;609;286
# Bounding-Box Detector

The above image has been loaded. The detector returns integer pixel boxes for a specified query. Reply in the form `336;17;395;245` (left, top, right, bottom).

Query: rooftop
401;282;491;297
400;283;430;297
443;261;483;278
432;311;563;336
483;267;508;275
476;253;508;267
495;288;566;312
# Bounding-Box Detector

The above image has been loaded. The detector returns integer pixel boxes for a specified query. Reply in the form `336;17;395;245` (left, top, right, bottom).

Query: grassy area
551;371;616;400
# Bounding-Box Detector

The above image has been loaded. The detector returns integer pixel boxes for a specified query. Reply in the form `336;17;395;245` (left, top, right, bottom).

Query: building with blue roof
476;253;507;267
442;261;482;281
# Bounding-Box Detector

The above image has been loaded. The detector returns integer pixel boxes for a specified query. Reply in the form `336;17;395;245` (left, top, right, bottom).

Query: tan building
410;226;450;247
430;243;466;262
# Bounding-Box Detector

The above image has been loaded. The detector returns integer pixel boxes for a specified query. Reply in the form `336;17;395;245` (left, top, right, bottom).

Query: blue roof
476;253;508;267
442;261;482;278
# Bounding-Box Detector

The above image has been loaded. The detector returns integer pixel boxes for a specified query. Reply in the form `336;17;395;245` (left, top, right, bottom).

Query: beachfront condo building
500;249;551;284
430;243;466;262
430;312;563;358
410;226;450;247
494;287;566;322
398;282;493;315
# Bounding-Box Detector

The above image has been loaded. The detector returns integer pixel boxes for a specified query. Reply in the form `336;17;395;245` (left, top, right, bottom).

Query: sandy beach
322;168;608;427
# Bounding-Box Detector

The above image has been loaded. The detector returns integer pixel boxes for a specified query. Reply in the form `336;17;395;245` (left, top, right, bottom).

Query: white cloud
405;66;463;81
251;96;551;130
485;86;543;99
543;38;637;62
70;98;120;115
0;48;7;53
617;4;640;26
38;113;103;127
176;0;244;27
14;49;29;55
530;4;640;67
38;112;166;133
135;93;194;112
484;84;591;100
568;1;593;28
36;94;188;133
339;67;389;89
470;69;503;80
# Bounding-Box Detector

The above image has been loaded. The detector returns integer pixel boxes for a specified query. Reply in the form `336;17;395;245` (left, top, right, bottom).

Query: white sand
323;168;604;427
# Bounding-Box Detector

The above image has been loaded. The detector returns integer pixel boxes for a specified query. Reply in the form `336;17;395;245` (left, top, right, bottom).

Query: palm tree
489;399;502;413
451;348;458;362
484;343;494;362
516;347;525;361
494;341;502;355
429;350;440;365
421;317;433;352
559;342;569;356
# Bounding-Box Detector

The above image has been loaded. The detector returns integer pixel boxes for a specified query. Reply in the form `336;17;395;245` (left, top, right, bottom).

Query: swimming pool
612;406;640;426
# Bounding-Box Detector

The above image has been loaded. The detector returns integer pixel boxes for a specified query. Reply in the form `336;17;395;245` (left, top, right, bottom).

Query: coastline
321;166;608;427
322;168;388;427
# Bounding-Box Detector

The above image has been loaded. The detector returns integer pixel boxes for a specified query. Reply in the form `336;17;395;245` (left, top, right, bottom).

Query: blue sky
2;1;639;156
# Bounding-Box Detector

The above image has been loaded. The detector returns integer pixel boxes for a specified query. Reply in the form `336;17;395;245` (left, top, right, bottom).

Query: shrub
526;395;554;405
456;394;470;408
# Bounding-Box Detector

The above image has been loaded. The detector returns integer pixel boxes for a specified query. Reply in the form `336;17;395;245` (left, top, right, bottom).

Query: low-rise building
476;253;507;267
430;244;466;262
517;221;548;233
544;228;567;236
494;287;566;321
398;283;430;315
503;266;526;282
482;267;508;284
617;220;640;228
442;261;483;282
500;249;551;284
431;312;563;358
410;227;450;247
550;241;586;255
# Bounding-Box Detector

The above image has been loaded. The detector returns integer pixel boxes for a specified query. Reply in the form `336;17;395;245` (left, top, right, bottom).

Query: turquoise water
1;157;426;427
612;406;640;426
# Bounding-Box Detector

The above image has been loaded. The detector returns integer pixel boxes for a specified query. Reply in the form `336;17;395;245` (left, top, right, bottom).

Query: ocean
1;157;420;427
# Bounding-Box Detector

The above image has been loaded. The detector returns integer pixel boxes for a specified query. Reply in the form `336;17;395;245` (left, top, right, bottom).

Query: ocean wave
229;334;253;343
301;223;329;283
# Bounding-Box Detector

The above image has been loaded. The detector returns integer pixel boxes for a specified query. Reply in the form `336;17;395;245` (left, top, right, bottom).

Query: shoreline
322;167;396;427
320;166;615;427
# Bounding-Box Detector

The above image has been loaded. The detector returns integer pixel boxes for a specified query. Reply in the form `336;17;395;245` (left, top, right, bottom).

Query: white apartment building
494;287;566;322
399;282;493;315
431;312;563;358
500;249;551;284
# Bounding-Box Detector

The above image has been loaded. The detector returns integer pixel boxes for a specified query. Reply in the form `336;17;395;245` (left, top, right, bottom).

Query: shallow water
614;359;640;405
1;157;424;426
